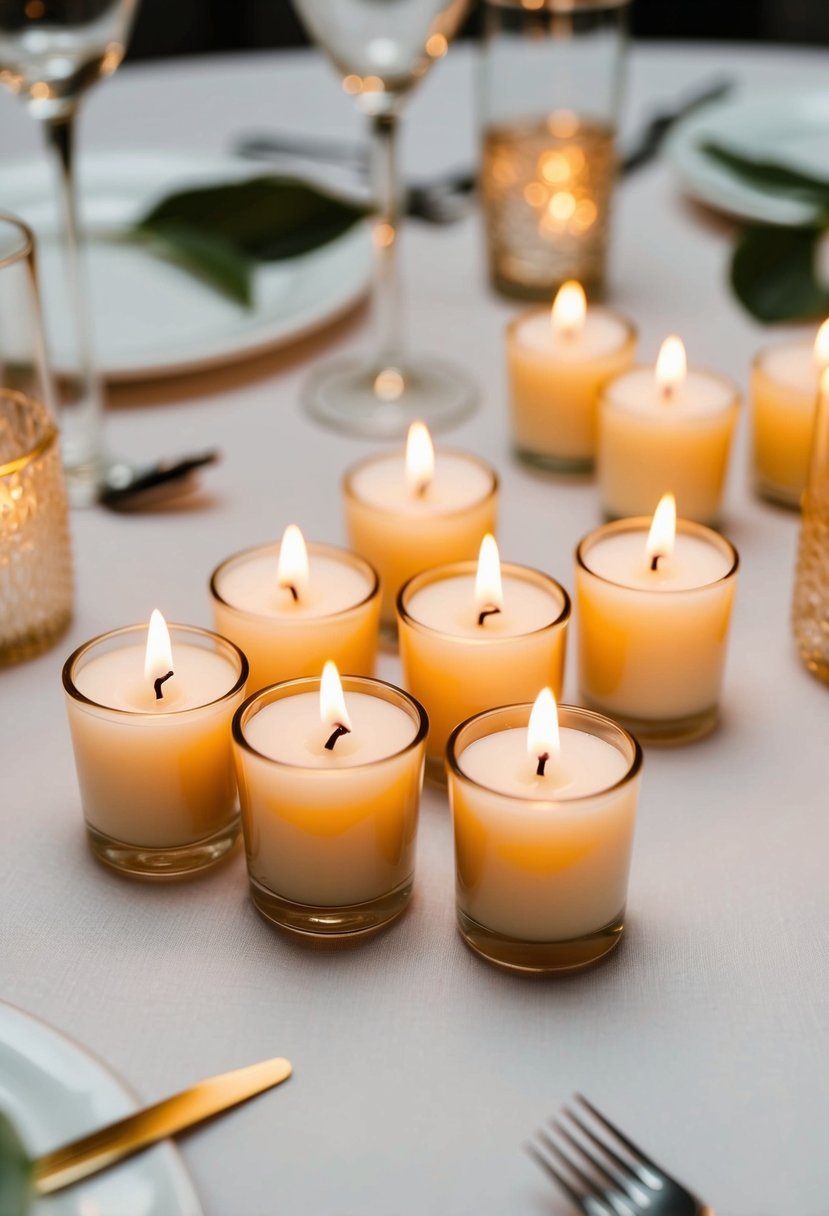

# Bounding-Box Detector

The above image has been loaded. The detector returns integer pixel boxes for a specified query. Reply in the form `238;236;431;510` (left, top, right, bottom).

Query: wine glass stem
370;111;403;367
43;112;105;504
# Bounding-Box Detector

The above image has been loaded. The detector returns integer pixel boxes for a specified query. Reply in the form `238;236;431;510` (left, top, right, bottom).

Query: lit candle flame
474;534;504;625
277;524;309;602
551;280;586;339
405;421;434;497
144;609;174;698
813;319;829;366
320;660;352;746
655;336;687;398
645;493;677;572
527;687;561;778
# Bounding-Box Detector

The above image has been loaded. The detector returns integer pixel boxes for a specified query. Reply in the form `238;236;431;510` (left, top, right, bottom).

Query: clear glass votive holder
575;519;739;744
397;561;570;783
233;676;428;940
447;703;642;974
343;450;499;640
750;346;816;510
597;365;741;525
210;542;381;690
479;0;631;300
63;624;248;877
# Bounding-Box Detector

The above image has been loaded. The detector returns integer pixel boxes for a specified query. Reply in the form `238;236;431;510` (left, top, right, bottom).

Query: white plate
664;88;829;225
0;1001;203;1216
0;150;372;381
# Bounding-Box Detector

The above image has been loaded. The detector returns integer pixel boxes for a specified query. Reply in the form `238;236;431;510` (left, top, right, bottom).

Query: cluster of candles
507;279;829;514
62;402;740;973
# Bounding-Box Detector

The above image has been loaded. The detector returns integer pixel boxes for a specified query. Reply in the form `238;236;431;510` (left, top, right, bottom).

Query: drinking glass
292;0;477;438
0;0;139;504
0;213;73;663
480;0;630;300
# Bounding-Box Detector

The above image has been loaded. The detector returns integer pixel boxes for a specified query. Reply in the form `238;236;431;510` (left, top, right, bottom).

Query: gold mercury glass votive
63;624;248;877
1;391;73;663
447;703;642;974
233;675;428;940
397;560;570;783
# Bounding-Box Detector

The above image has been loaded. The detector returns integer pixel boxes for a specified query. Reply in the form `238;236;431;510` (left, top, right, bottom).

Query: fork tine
575;1096;664;1185
557;1114;652;1207
553;1120;627;1190
563;1108;646;1185
537;1129;607;1203
526;1140;618;1216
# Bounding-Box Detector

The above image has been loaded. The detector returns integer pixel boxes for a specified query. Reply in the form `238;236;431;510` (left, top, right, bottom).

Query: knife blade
32;1057;292;1196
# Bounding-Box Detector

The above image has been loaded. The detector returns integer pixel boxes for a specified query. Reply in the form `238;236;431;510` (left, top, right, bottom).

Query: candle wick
477;605;502;627
650;554;661;572
415;480;429;499
153;670;174;700
536;752;549;778
281;583;299;602
324;723;351;751
662;385;673;403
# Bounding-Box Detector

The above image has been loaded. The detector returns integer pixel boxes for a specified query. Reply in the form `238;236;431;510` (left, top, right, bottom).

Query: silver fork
527;1095;714;1216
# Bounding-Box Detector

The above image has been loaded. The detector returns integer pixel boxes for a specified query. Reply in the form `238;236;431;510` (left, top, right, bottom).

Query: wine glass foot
303;354;478;438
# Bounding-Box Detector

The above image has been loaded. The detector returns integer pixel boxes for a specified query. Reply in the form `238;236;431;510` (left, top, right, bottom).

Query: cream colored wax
344;446;498;625
598;356;739;523
235;684;426;908
507;299;635;469
65;632;245;848
575;520;738;736
751;336;827;507
450;718;640;941
398;561;568;770
211;541;379;688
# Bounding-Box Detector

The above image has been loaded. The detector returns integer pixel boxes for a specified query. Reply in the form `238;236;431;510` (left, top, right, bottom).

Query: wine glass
292;0;476;438
0;0;138;504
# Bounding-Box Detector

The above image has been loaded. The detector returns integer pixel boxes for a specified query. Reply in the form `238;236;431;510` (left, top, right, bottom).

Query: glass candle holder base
249;875;413;940
457;907;624;974
582;699;718;746
425;753;448;787
514;444;594;475
87;819;240;879
753;475;801;511
303;355;477;439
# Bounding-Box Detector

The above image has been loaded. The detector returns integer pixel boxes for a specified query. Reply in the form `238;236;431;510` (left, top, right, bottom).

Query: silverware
620;77;733;176
32;1056;292;1196
99;449;220;511
527;1094;714;1216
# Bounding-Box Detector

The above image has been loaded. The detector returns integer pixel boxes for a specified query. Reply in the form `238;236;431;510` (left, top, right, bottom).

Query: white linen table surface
1;41;828;1216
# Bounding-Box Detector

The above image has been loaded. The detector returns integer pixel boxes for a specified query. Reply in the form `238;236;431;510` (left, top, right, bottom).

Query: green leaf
701;141;829;208
130;176;368;307
730;223;829;323
137;222;254;307
0;1111;33;1216
137;176;368;261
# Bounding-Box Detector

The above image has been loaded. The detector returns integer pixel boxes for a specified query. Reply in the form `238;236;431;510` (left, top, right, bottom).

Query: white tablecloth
2;40;828;1216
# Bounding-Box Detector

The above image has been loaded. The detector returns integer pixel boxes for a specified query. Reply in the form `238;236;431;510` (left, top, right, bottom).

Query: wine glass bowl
292;0;477;437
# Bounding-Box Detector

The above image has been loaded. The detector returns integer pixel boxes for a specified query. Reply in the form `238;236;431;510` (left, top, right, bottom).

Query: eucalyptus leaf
0;1111;33;1216
701;141;829;208
730;223;829;323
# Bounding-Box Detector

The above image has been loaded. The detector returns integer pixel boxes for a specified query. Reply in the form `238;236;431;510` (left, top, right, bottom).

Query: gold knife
32;1057;292;1196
